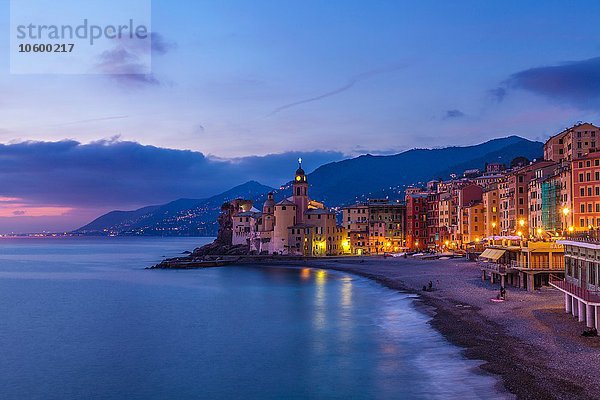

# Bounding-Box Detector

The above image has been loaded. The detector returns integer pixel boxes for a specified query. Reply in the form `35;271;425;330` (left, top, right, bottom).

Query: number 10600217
18;43;75;53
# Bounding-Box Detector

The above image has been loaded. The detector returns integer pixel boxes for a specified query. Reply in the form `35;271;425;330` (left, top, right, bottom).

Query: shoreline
231;257;598;400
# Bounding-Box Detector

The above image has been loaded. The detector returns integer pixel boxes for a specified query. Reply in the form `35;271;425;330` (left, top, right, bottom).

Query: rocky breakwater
149;201;251;269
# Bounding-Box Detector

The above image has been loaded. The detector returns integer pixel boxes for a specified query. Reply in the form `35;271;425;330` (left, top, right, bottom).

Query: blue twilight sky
0;0;599;232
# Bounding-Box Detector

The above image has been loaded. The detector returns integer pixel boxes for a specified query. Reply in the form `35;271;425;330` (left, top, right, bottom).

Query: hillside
306;135;542;204
75;136;543;236
74;181;274;236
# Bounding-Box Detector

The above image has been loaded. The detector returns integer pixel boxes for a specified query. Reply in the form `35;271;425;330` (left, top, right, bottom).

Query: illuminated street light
519;219;525;227
536;228;543;235
517;231;523;237
562;207;570;216
568;226;574;233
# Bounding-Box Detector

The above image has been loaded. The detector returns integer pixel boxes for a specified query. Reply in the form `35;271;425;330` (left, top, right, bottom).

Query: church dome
263;192;276;209
294;158;307;182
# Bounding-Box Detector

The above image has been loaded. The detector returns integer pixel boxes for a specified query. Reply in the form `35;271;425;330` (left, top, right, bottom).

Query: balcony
478;261;507;274
550;276;600;303
509;260;564;271
565;230;600;245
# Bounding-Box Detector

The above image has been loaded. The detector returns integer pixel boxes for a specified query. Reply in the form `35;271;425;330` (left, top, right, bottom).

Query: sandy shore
240;256;600;400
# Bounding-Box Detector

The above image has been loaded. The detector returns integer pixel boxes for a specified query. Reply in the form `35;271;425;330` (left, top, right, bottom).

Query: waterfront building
553;231;600;330
527;162;560;237
460;201;484;245
342;199;406;255
288;209;348;256
543;122;599;232
479;240;564;291
544;122;599;164
499;161;555;237
482;184;500;238
571;151;600;231
426;191;442;249
438;191;459;247
231;160;347;256
406;191;428;250
342;203;369;255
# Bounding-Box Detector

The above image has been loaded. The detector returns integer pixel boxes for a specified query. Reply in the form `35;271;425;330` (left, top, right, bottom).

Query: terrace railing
509;260;564;271
477;261;506;274
565;230;600;245
550;274;600;303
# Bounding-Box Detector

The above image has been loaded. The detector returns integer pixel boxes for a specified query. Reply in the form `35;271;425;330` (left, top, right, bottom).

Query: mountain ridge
74;136;543;236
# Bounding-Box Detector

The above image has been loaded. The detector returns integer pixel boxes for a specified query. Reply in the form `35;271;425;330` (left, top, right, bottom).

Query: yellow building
482;185;500;238
460;202;484;244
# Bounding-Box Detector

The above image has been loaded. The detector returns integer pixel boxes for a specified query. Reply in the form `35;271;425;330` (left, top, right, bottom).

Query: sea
0;237;507;399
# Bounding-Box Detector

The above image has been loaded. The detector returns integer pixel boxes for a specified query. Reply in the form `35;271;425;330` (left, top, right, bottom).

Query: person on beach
428;281;433;291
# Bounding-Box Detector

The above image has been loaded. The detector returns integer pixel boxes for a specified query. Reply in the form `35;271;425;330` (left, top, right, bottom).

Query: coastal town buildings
230;120;598;269
482;185;500;238
406;191;428;250
230;160;347;256
342;199;406;255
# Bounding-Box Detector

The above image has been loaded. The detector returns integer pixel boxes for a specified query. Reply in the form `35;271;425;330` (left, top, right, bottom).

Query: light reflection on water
0;237;510;400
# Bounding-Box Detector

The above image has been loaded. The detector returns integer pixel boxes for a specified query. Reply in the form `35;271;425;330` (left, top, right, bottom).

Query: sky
0;0;600;232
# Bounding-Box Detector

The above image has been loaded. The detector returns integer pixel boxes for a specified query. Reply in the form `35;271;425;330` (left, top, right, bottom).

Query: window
580;173;584;182
581;188;585;196
581;204;586;213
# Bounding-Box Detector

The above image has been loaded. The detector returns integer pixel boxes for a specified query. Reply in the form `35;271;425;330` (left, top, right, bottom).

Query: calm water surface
0;237;506;399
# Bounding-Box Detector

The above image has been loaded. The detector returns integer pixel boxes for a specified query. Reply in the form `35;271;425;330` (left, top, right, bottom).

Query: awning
479;248;506;261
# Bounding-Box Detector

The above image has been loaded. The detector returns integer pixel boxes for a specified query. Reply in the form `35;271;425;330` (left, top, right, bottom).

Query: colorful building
571;151;600;231
553;232;600;330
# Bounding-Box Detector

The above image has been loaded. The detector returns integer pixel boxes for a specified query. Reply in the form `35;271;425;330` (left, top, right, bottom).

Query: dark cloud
267;63;408;116
0;140;344;209
151;33;176;55
489;87;507;103
443;109;465;119
502;56;600;109
96;47;159;86
95;32;175;87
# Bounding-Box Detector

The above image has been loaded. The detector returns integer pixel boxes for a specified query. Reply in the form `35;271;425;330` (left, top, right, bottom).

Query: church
231;159;349;256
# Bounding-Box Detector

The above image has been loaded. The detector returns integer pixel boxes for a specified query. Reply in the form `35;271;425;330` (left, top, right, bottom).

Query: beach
246;256;600;400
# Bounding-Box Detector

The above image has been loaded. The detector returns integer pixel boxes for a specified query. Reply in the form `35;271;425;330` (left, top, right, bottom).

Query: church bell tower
292;158;308;224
